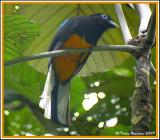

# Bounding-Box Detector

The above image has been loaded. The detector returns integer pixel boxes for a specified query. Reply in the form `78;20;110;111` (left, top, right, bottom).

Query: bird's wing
48;17;95;84
48;18;78;66
49;18;78;51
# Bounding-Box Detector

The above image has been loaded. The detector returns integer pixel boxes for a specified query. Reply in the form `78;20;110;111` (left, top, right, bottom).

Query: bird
39;13;118;126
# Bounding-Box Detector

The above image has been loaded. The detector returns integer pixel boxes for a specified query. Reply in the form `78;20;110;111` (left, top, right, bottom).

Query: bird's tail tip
39;65;71;126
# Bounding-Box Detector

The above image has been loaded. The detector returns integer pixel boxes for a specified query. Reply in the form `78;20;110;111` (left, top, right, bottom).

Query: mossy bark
128;35;153;135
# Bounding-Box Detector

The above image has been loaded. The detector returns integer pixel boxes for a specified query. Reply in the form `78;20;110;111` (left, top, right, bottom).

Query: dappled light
86;116;93;122
98;121;105;128
97;92;106;99
3;2;156;137
82;91;106;110
14;5;19;10
44;134;54;136
94;81;100;87
74;112;80;117
82;92;98;111
4;110;10;116
106;117;118;127
63;128;69;132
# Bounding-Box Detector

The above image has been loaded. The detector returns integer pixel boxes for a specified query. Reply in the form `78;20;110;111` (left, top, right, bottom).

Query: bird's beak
108;20;119;28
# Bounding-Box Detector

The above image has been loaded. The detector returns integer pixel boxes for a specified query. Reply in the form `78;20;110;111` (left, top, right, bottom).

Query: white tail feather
57;83;70;125
39;65;55;119
39;64;71;125
44;96;51;119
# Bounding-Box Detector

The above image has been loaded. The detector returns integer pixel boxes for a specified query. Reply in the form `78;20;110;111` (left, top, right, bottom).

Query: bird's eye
101;14;108;19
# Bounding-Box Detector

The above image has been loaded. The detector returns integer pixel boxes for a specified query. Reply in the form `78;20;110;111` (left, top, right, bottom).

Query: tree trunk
129;35;153;135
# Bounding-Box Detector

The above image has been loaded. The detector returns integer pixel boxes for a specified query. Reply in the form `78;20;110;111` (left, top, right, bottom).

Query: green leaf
4;4;156;136
4;107;45;136
4;15;41;61
70;77;87;113
5;63;45;103
13;4;133;75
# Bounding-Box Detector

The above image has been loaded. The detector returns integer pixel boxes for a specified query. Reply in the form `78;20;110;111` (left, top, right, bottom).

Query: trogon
39;13;118;126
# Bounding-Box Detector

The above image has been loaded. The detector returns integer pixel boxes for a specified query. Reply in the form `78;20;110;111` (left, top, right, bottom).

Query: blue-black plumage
39;13;118;126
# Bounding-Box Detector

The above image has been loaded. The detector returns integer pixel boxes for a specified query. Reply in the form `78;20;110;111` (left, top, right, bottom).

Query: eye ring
101;14;108;19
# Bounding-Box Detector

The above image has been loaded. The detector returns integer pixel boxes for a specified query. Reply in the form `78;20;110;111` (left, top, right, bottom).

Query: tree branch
115;4;132;43
147;9;156;81
130;36;152;135
129;8;156;134
144;9;156;80
150;62;156;80
135;4;151;35
4;45;138;66
146;8;156;48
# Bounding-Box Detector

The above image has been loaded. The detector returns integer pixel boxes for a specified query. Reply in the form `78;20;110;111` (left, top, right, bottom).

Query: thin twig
145;8;156;80
115;4;132;43
150;62;156;80
146;8;156;47
4;45;138;66
135;4;151;35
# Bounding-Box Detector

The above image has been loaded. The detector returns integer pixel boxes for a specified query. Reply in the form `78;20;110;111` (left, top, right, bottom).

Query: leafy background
4;3;156;136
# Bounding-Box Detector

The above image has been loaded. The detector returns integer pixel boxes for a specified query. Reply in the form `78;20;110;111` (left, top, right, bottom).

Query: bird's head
89;13;119;29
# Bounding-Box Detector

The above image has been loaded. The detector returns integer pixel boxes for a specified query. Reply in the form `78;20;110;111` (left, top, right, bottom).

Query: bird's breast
52;34;92;83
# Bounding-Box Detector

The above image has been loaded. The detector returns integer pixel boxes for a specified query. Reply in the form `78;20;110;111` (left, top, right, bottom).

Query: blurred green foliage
4;4;156;136
4;15;40;61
